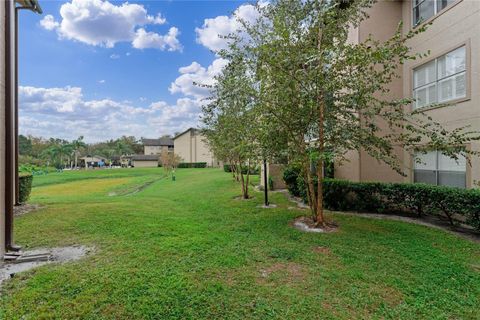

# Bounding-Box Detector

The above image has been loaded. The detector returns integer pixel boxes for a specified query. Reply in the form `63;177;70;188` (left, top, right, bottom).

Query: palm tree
48;143;72;169
71;136;86;169
41;146;58;168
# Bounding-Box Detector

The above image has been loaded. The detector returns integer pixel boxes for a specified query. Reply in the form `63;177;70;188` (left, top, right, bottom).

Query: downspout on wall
5;0;17;252
3;0;42;255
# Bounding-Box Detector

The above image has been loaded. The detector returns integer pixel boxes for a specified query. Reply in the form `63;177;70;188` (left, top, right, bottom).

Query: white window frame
412;45;466;110
413;151;466;188
412;0;455;26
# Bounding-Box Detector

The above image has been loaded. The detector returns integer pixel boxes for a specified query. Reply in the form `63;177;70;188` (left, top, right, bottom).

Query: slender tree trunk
315;21;326;227
234;161;240;182
231;160;237;180
239;168;247;199
75;152;78;169
315;96;326;226
245;159;250;199
301;141;318;220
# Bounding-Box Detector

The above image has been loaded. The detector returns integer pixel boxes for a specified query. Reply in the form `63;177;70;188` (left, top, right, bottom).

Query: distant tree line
19;135;144;169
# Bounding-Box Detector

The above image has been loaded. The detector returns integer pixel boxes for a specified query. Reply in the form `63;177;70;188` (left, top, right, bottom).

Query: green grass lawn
1;168;479;319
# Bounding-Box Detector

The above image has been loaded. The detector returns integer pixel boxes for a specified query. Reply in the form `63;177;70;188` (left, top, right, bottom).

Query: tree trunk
74;152;78;169
234;162;240;182
239;169;247;199
315;96;326;227
304;163;318;220
245;160;250;199
315;22;326;227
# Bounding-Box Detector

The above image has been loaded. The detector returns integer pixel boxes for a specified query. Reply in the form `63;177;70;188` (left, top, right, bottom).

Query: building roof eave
15;0;43;14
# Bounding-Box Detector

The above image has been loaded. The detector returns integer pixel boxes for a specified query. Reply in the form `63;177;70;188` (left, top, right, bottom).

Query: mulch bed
291;216;338;233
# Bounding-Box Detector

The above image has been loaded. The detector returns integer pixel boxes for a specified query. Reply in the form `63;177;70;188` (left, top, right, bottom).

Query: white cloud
132;27;182;52
19;86;203;142
110;54;120;59
169;58;228;99
39;14;59;31
98;80;106;84
179;62;203;74
195;3;261;52
39;0;181;52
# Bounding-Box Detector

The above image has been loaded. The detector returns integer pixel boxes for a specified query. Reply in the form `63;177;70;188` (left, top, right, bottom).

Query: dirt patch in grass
13;204;43;216
291;216;338;233
1;246;93;287
233;195;255;201
368;285;404;310
257;262;306;285
322;284;404;317
312;246;331;255
108;176;164;196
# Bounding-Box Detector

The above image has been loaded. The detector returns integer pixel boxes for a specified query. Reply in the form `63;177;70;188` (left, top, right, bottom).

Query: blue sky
18;0;255;142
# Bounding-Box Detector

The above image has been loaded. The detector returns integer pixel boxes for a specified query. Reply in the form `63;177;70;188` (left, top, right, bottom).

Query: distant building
130;155;159;168
119;137;173;168
142;137;174;155
80;155;107;168
173;128;219;167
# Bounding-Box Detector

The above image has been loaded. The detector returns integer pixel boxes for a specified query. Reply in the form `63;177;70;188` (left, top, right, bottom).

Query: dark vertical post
5;0;20;251
14;7;19;205
263;159;269;206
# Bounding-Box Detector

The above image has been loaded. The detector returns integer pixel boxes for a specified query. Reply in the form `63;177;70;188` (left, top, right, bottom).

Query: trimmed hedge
19;173;33;204
178;162;207;168
223;164;259;175
284;168;480;232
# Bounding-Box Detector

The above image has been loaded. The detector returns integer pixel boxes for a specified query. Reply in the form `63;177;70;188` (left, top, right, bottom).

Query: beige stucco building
142;137;174;155
131;155;159;168
336;0;480;189
173;128;219;167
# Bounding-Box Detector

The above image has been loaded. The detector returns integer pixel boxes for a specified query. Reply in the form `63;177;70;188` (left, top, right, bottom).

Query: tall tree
71;136;86;169
203;52;260;199
234;0;478;226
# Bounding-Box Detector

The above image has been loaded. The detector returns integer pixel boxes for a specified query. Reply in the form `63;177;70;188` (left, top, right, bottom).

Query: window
413;46;466;109
414;151;466;188
413;0;456;26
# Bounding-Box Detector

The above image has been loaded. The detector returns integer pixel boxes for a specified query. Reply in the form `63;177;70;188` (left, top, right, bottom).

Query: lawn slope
1;168;479;319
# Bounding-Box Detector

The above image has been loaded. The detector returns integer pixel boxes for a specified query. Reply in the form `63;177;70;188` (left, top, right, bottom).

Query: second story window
413;45;466;109
413;0;456;26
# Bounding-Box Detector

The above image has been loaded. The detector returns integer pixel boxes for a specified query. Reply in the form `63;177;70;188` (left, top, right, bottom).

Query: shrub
177;162;207;168
223;163;259;175
283;165;302;197
19;173;33;204
268;176;274;191
283;165;480;232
